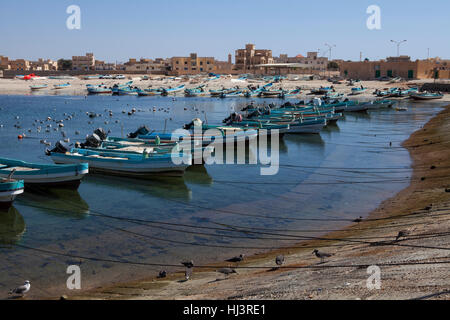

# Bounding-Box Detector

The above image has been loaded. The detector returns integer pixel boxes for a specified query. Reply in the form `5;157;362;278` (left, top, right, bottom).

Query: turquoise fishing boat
0;158;88;189
30;84;48;91
48;148;191;177
410;92;444;100
0;178;24;209
54;83;71;89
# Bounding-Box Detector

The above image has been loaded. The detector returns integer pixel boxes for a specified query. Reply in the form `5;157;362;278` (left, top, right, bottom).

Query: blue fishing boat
48;148;191;177
87;85;112;94
0;177;24;209
54;83;71;90
30;84;48;91
410;92;443;100
351;87;367;95
0;157;88;189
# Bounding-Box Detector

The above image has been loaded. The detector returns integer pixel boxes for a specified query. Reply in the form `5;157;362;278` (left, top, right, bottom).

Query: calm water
0;94;444;298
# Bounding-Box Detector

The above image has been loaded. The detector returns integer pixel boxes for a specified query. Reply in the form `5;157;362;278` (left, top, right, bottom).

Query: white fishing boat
0;177;24;209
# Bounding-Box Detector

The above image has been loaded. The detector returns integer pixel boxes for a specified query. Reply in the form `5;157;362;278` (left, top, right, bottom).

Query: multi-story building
0;55;10;70
235;44;274;72
275;52;328;74
124;58;168;74
94;60;117;71
30;58;58;71
72;53;95;71
338;56;450;80
9;59;31;71
169;53;215;75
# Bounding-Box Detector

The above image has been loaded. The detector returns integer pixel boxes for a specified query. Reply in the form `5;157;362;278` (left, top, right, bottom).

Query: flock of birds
1;103;207;147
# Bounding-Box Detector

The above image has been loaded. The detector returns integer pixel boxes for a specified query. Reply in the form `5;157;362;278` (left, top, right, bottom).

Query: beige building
275;52;328;74
30;58;58;71
339;56;450;80
124;58;168;74
0;56;10;70
235;44;274;72
94;60;116;71
170;53;215;75
9;59;31;71
72;53;95;71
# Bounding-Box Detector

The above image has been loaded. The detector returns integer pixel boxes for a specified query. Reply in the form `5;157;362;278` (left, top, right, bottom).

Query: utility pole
427;48;430;60
325;43;336;78
390;40;407;57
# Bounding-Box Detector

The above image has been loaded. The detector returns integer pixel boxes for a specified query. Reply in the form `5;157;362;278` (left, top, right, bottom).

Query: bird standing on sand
312;249;333;263
181;260;194;281
217;268;237;279
226;254;245;263
9;280;30;297
395;230;409;241
276;255;285;266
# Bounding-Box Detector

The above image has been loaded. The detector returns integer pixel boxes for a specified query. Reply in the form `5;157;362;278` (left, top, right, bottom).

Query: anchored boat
0;177;24;209
0;158;88;189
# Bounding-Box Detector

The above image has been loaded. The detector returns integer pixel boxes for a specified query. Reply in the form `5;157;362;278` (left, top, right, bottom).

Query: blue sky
1;0;449;62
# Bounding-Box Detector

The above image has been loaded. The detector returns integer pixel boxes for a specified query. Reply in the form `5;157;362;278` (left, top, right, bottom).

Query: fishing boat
350;87;367;95
410;92;444;100
0;177;24;209
311;87;333;95
161;85;185;96
30;84;48;91
87;139;213;165
0;158;89;189
54;83;71;90
87;85;112;94
48;148;191;177
184;85;206;97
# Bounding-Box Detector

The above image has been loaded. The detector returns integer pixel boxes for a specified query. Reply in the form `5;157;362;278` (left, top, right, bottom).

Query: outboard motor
183;118;203;130
94;128;107;141
81;133;102;148
45;140;70;156
128;126;150;138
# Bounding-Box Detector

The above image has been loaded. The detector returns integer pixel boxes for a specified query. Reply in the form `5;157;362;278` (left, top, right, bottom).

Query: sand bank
60;105;450;300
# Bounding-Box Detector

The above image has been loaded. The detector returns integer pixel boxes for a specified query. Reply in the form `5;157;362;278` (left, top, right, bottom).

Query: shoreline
60;104;450;300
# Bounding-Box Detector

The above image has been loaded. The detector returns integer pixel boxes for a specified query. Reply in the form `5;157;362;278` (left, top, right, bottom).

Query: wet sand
61;105;450;300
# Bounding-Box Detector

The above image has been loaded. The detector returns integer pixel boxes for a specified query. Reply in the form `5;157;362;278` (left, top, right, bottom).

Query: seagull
395;230;409;241
181;260;194;268
312;250;333;263
157;270;167;278
217;268;237;278
226;254;245;263
9;281;30;296
276;255;285;266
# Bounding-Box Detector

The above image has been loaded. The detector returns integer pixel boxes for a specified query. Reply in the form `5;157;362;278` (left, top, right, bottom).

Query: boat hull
0;160;88;190
50;154;190;178
0;182;24;209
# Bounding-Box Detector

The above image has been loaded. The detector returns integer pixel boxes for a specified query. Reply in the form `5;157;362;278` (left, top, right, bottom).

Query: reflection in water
18;188;89;219
184;165;213;185
284;133;325;147
84;174;192;200
0;207;25;245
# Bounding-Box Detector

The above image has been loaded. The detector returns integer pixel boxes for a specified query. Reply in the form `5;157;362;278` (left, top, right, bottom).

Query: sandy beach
54;104;450;301
0;76;443;102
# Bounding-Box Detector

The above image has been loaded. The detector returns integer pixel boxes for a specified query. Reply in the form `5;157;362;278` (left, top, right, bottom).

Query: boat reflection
18;188;89;219
184;165;213;185
0;207;25;245
284;133;325;147
83;174;192;200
